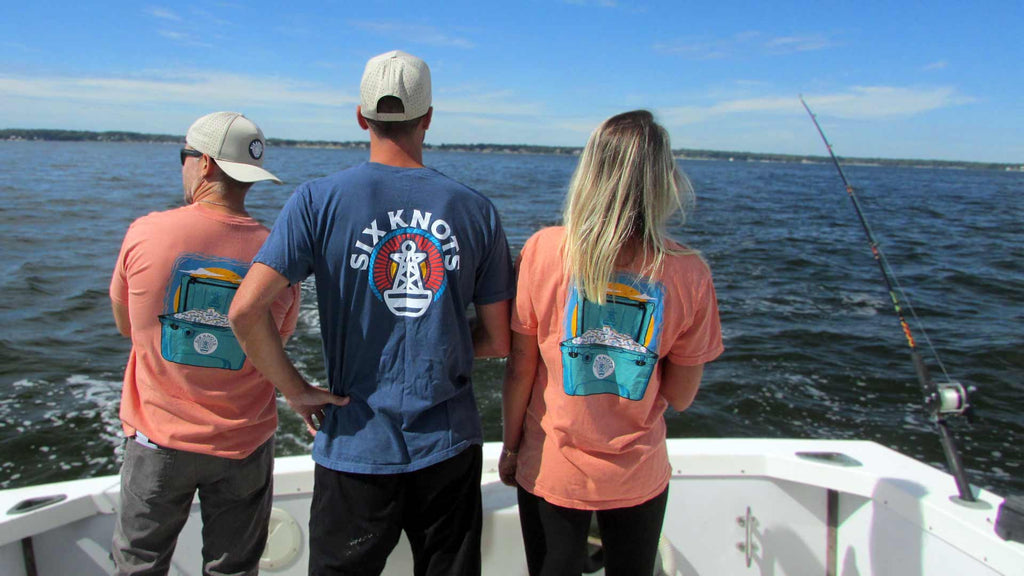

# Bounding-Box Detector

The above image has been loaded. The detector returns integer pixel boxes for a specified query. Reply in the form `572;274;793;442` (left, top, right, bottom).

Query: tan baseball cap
360;50;432;121
185;112;282;184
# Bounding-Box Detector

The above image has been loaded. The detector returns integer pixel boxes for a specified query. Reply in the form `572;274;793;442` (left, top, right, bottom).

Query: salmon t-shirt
110;204;299;458
511;226;723;509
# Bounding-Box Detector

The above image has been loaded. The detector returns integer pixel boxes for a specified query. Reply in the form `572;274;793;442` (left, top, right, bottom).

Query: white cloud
655;31;835;59
653;37;733;60
430;115;593;148
660;86;974;125
711;96;797;114
190;8;233;27
0;71;353;110
764;34;833;54
805;86;974;118
438;88;544;117
147;7;181;21
158;30;186;40
0;69;978;156
1;71;545;118
924;60;948;71
0;70;546;140
350;20;475;49
157;30;214;48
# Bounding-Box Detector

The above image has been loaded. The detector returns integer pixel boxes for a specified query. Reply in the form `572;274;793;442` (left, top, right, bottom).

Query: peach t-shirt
110;204;299;458
511;226;723;509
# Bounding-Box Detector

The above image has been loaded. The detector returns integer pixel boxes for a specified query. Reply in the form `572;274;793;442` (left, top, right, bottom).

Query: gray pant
112;436;274;576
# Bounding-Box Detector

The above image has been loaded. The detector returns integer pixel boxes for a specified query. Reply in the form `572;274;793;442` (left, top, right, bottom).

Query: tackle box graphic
560;285;659;400
159;274;246;370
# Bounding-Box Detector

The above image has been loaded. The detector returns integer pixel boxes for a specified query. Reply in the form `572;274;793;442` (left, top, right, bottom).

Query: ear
421;107;433;131
356;106;370;131
200;154;217;178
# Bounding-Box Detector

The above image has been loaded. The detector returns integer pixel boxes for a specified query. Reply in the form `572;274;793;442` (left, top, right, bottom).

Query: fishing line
799;96;978;503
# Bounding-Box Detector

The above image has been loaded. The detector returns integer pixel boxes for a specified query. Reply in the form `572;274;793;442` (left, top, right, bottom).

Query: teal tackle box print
560;279;662;400
159;271;246;370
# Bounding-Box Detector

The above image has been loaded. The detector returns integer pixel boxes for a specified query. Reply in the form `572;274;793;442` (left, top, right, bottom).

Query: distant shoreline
3;128;1021;172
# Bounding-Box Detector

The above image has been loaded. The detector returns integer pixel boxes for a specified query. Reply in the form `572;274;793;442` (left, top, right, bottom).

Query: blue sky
2;1;1021;163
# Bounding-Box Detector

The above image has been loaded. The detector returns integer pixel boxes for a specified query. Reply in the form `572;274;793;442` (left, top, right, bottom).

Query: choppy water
1;141;1021;497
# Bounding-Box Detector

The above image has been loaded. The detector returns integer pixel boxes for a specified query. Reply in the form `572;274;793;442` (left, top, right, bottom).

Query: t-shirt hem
312;439;480;474
511;323;537;336
518;467;671;511
120;422;275;459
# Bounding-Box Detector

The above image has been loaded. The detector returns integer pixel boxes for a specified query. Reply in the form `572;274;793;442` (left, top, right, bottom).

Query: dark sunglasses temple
180;149;203;165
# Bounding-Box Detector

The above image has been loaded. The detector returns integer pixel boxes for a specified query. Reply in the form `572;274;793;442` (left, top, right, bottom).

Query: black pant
517;485;668;576
309;445;483;576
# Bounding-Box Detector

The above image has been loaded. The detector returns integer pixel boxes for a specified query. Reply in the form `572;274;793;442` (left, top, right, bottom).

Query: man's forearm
230;264;349;434
229;263;308;396
231;307;308;396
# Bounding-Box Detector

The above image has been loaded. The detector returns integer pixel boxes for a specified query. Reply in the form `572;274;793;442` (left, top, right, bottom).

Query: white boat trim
2;439;1021;575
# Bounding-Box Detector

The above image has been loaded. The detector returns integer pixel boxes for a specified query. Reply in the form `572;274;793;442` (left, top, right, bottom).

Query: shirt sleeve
254;186;317;285
472;204;516;306
109;223;136;305
510;233;539;335
274;284;302;341
667;271;724;366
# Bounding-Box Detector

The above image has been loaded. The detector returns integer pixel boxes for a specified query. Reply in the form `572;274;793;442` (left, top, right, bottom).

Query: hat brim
215;160;283;184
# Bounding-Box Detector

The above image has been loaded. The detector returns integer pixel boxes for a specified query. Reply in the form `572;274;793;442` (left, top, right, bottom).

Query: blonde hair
562;110;695;304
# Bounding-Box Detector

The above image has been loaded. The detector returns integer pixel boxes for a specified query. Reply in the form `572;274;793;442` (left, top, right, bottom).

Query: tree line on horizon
1;128;1018;172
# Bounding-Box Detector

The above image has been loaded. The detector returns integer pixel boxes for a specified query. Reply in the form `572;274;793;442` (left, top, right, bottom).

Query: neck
196;199;248;217
368;133;424;168
191;185;247;216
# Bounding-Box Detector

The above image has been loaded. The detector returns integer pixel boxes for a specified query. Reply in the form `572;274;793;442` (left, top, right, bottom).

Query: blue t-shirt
256;162;514;473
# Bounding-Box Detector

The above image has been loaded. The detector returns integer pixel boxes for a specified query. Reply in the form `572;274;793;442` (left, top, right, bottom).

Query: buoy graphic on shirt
370;229;447;317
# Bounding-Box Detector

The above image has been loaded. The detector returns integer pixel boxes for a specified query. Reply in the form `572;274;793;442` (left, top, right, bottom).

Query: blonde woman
500;110;724;576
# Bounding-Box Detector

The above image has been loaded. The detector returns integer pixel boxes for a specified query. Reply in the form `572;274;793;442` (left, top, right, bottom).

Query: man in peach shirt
109;112;314;575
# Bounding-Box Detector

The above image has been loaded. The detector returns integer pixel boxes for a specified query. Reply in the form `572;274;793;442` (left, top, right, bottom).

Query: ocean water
1;141;1021;498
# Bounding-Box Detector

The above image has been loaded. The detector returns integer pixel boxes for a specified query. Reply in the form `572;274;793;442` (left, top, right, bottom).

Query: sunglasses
180;148;204;165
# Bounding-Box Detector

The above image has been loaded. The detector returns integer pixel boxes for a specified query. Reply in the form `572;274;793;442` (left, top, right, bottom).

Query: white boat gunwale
2;439;1021;575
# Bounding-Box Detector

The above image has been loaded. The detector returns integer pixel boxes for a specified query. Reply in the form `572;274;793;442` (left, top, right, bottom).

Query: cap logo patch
248;139;264;160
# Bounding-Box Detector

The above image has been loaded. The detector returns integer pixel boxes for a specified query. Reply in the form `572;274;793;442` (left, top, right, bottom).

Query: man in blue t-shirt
230;50;513;575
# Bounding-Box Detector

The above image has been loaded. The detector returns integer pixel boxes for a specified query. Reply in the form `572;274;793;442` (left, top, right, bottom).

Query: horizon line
2;127;1021;170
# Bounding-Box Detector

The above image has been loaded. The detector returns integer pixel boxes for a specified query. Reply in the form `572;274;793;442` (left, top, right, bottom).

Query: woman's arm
112;301;131;337
499;331;540;485
660;361;704;412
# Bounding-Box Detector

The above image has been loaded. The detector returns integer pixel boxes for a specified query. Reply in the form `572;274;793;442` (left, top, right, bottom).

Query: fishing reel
926;380;975;421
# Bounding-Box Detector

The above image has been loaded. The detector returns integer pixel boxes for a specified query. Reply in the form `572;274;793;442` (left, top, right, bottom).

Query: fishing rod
799;96;978;503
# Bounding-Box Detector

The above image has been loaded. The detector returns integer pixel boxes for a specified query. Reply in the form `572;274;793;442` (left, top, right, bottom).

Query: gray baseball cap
360;50;432;121
185;112;281;184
